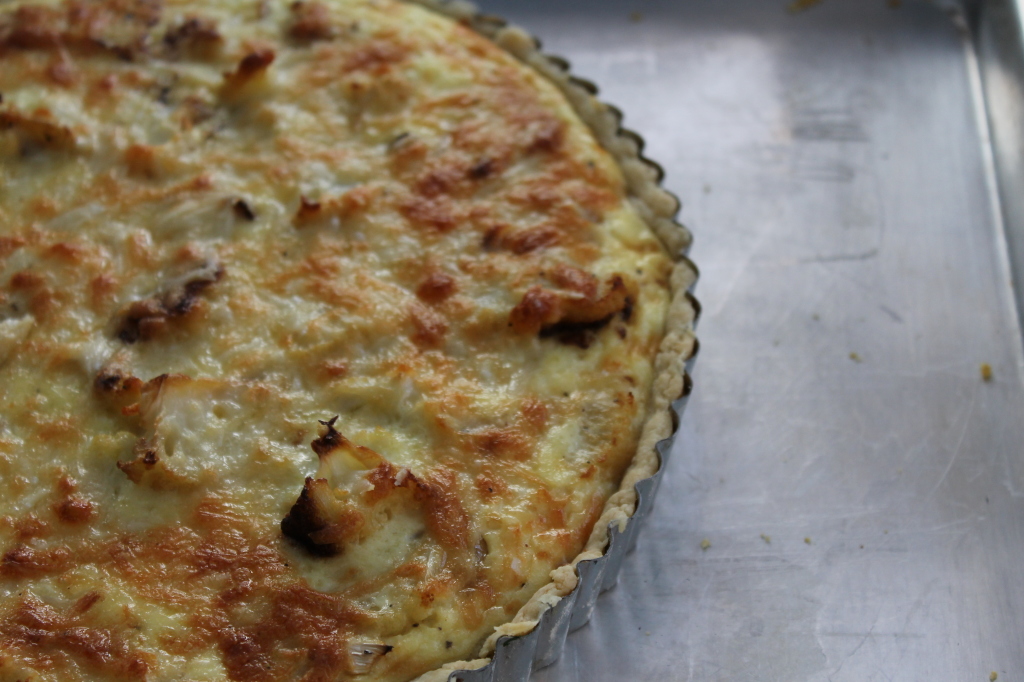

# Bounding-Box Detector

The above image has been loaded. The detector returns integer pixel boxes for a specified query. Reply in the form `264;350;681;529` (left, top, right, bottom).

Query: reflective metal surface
474;0;1024;679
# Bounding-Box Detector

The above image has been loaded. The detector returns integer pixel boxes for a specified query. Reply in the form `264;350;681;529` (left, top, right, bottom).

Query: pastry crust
0;1;698;680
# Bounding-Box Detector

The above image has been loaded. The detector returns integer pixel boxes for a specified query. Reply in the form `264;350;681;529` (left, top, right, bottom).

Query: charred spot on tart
292;187;375;227
416;270;457;304
309;418;392;474
282;417;384;556
234;48;276;78
93;358;144;408
220;47;275;99
540;315;618;349
289;1;335;43
281;477;361;557
115;444;160;483
162;15;222;59
116;260;223;343
310;415;345;457
0;108;76;153
51;476;95;524
53;493;94;523
232;198;256;221
468;157;494;180
484;223;561;255
124;143;159;178
508;286;561;335
293;195;322;225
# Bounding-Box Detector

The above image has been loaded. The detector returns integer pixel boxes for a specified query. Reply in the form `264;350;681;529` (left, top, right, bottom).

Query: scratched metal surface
473;0;1024;680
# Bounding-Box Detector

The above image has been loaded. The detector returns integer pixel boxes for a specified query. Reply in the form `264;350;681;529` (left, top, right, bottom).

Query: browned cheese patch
0;592;152;680
0;0;161;60
0;496;386;681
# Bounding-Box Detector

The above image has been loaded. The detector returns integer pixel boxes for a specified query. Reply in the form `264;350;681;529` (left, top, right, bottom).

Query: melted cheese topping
0;1;673;680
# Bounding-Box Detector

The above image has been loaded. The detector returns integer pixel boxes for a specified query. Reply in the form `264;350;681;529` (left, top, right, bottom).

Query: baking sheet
474;0;1024;679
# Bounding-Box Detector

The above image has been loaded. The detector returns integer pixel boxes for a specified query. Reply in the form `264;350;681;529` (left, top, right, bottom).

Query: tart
0;1;698;681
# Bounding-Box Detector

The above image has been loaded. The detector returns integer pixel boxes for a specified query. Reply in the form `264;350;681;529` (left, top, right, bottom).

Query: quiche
0;0;697;681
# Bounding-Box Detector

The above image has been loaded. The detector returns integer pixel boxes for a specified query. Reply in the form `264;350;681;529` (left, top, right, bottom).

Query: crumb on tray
981;363;993;382
700;538;711;551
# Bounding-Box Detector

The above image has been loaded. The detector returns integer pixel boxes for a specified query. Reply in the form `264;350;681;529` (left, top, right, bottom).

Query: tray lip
401;2;702;680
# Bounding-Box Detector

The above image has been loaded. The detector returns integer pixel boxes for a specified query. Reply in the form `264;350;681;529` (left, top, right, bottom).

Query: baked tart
0;0;698;680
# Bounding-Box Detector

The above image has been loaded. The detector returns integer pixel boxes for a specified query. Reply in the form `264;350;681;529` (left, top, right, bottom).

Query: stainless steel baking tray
452;0;1024;680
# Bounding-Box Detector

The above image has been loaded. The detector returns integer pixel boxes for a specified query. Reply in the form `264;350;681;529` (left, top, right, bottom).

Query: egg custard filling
0;1;685;680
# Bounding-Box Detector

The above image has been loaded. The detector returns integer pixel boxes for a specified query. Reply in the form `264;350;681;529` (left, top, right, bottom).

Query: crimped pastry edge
403;2;701;680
